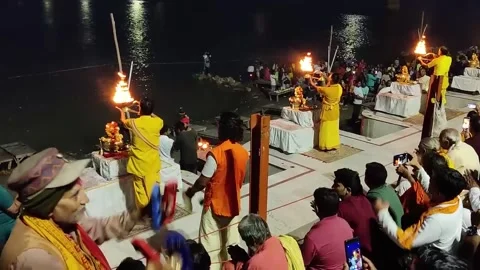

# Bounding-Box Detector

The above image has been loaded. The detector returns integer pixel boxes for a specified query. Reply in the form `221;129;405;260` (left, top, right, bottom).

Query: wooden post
421;75;443;139
249;113;270;221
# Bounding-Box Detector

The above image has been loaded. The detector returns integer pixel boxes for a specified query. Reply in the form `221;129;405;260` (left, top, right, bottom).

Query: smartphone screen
393;153;409;166
463;117;470;129
345;237;363;270
468;103;476;109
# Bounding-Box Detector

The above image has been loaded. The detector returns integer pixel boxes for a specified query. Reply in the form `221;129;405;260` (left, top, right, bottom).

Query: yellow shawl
22;215;101;270
278;235;305;270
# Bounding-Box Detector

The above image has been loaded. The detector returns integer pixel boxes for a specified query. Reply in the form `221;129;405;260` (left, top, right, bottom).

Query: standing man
203;52;211;75
117;97;163;219
418;46;452;137
183;112;249;270
174;120;198;174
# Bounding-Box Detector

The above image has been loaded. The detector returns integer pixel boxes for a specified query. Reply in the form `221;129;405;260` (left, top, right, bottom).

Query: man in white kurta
376;167;464;253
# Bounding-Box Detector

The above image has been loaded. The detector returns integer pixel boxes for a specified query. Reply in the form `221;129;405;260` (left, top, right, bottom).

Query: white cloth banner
390;82;421;96
281;107;314;128
269;119;314;154
464;67;480;78
375;92;421;117
85;160;182;218
451;76;480;93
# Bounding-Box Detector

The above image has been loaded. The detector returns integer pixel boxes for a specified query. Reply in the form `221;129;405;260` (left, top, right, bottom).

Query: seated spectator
159;125;174;162
332;168;376;257
117;257;146;270
163;230;193;270
381;72;391;84
417;68;430;93
396;152;450;228
302;188;353;270
224;214;289;270
0;186;20;251
416;246;469;270
440;128;480;174
0;148;136;269
395;137;454;196
465;114;480;157
365;162;404;226
458;210;480;268
376;167;465;252
173;121;198;174
465;170;480;216
187;240;211;270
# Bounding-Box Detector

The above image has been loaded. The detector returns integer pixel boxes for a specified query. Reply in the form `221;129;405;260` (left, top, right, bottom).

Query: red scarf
77;225;111;270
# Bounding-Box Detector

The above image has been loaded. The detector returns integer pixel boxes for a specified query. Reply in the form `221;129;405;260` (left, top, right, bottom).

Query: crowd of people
1;45;480;269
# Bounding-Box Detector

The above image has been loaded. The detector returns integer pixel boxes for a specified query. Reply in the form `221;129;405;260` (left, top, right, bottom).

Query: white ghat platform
95;104;471;269
445;91;480;109
452;75;480;93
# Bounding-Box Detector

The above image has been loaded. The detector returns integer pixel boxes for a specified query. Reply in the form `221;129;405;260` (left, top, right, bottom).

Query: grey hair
440;128;461;145
238;214;271;249
419;137;440;152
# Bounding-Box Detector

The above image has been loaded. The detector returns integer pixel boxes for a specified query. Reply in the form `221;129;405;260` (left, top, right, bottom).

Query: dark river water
0;0;479;153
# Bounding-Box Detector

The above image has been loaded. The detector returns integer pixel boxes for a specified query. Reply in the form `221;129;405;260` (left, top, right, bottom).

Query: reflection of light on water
336;14;369;60
127;0;152;91
42;0;54;27
80;0;94;46
128;1;150;64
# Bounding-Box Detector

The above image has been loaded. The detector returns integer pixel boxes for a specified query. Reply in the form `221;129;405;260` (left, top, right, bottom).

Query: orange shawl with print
396;197;460;249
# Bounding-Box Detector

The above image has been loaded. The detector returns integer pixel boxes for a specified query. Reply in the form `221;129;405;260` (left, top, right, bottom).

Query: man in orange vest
184;112;249;270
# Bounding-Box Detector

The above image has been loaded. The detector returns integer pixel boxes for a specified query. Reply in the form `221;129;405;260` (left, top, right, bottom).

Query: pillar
249;113;270;220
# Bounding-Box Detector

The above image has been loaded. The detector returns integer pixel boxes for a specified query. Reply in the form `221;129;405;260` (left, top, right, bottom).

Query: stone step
261;103;284;115
199;128;251;145
190;124;207;133
0;142;35;170
214;115;250;129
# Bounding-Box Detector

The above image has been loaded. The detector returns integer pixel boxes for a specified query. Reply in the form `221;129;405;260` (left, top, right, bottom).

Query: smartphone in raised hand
345;237;363;270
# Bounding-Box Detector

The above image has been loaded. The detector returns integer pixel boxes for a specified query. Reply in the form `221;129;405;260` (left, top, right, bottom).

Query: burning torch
111;13;139;118
415;12;434;63
301;52;326;85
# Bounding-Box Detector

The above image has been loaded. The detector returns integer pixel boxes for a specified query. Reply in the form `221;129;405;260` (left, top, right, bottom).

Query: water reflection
127;0;151;64
42;0;54;27
336;14;369;60
126;0;152;92
80;0;94;46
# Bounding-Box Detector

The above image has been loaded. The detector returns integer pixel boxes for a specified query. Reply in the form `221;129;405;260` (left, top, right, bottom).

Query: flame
113;72;134;104
198;140;210;150
300;52;313;72
414;37;427;55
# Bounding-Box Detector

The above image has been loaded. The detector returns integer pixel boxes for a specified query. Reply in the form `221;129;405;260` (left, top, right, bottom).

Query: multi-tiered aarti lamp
288;53;312;110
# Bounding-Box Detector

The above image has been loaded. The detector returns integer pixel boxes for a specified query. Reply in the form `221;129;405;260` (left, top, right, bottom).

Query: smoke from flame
300;52;313;72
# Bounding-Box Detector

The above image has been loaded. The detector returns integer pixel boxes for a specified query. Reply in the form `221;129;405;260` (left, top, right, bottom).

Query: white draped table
375;84;421;117
91;152;183;189
269;119;314;154
390;82;421;96
451;76;480;93
464;67;480;78
281;106;320;128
